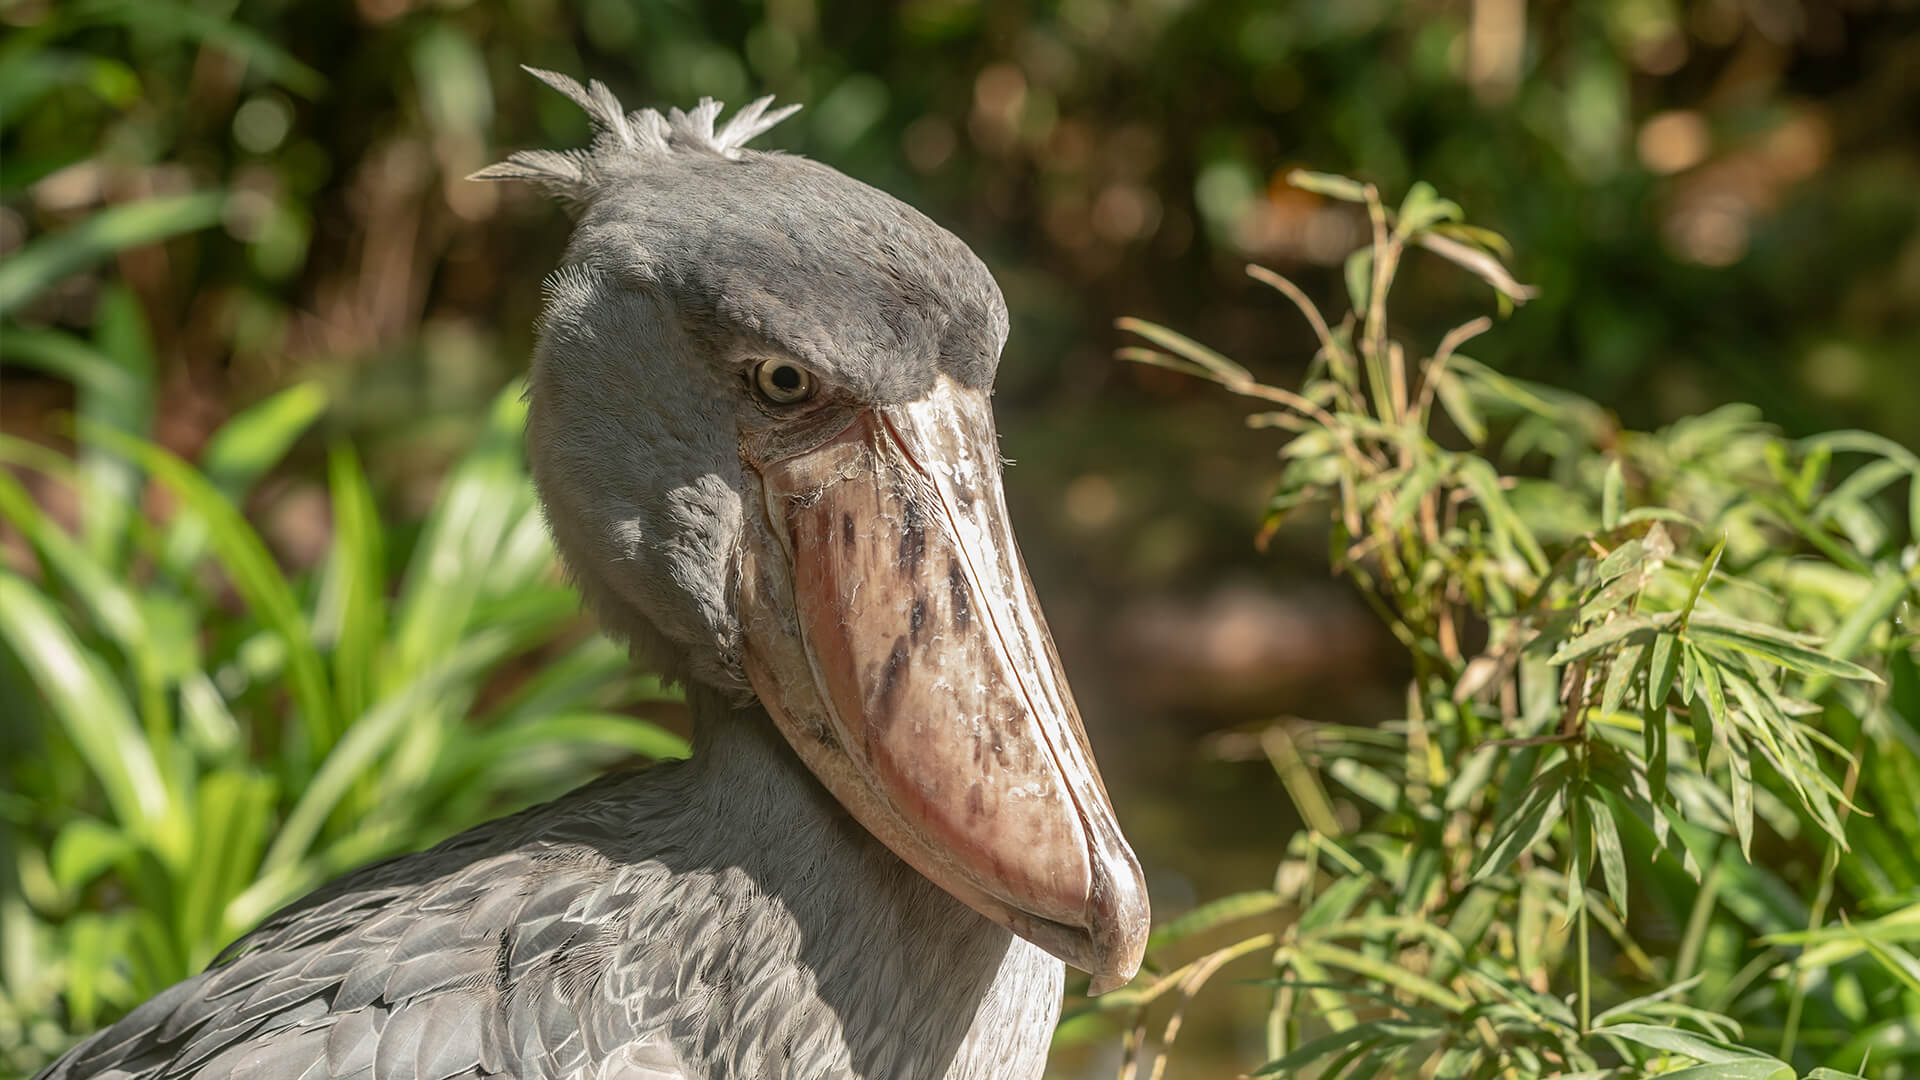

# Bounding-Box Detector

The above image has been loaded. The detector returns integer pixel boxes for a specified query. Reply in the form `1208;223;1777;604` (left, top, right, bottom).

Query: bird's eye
753;359;815;405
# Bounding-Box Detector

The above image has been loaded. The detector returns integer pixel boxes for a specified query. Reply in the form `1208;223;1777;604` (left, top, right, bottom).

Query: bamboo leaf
1646;632;1681;711
1600;640;1646;719
1651;1063;1793;1080
1297;943;1471;1012
1727;728;1755;860
1472;774;1566;881
1602;459;1625;530
1595;537;1644;582
1145;890;1283;953
1680;535;1726;626
1114;317;1253;384
1690;613;1878;682
1394;181;1462;237
1253;1025;1389;1076
1458;459;1550;575
1856;929;1920;995
1345;246;1374;316
1548;613;1665;665
1287;169;1370;203
1595;1023;1784;1065
1298;873;1373;934
1433;370;1487;444
1588;789;1629;918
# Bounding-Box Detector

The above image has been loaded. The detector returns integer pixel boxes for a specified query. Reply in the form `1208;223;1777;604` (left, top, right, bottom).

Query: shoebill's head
476;70;1148;994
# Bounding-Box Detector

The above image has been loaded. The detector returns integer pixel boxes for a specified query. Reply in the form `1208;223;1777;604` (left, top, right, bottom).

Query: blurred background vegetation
3;0;1918;1076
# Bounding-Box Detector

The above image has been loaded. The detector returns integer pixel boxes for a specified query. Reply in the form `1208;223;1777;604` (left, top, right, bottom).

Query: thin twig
1245;263;1353;376
1145;939;1270;1080
1414;231;1540;302
1415;316;1493;428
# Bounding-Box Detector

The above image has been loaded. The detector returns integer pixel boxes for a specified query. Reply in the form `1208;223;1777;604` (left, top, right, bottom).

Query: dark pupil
770;365;802;392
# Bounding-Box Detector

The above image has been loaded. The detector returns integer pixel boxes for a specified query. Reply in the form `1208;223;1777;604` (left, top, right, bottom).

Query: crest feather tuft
470;68;801;209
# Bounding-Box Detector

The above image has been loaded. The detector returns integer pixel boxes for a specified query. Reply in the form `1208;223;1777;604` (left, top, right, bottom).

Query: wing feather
34;788;687;1080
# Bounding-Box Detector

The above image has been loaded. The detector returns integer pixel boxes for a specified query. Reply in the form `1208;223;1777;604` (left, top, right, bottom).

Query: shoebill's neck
614;676;1067;1068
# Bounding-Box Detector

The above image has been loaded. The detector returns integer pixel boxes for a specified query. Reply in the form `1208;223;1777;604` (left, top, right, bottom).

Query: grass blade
0;193;224;318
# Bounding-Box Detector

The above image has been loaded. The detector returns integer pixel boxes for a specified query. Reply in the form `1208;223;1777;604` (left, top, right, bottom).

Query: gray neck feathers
609;686;1060;1079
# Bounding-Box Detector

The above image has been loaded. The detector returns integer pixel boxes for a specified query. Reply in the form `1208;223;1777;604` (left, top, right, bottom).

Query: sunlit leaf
0;573;177;855
1145;890;1283;953
1595;1022;1783;1065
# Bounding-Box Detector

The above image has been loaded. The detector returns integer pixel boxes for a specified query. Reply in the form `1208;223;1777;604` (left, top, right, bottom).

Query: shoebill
38;70;1149;1080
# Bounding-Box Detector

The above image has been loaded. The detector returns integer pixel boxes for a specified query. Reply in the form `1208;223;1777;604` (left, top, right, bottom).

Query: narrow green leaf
83;423;336;757
1680;535;1727;627
1646;734;1671;840
1588;790;1629;918
1727;729;1755;860
1691;613;1879;682
1650;1062;1793;1080
1602;640;1646;718
0;328;140;406
1344;246;1374;315
1297;873;1373;934
79;287;155;563
1856;931;1920;995
1459;459;1550;575
178;769;276;969
261;620;531;874
1801;429;1920;473
0;192;224;318
50;819;136;895
72;0;327;96
1145;890;1283;953
1394;181;1462;237
1286;169;1370;203
1565;787;1591;921
1910;471;1920;546
1548;613;1664;666
1253;1025;1387;1076
1432;370;1486;444
1646;632;1680;711
388;383;532;686
1595;1023;1784;1065
0;573;176;851
1113;317;1253;384
1601;459;1625;530
1382;454;1449;533
1595;537;1644;582
200;382;328;498
1472;775;1567;881
1691;645;1728;768
164;381;328;572
316;443;386;723
1297;943;1471;1012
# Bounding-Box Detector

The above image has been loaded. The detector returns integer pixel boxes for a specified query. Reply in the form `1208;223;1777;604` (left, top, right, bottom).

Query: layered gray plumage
43;691;1060;1080
39;71;1147;1080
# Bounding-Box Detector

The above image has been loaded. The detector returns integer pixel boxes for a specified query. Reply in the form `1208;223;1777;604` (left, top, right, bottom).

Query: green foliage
1084;176;1920;1077
0;365;685;1074
0;21;681;1071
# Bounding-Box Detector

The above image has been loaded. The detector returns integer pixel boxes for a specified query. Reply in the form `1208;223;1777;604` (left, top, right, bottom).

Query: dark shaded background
5;0;1919;1071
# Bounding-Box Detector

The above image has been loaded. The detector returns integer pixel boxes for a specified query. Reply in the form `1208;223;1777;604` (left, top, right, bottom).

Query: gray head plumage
472;67;801;210
473;68;1010;692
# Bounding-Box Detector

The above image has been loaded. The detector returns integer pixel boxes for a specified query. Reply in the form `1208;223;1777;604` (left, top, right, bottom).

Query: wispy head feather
470;67;801;209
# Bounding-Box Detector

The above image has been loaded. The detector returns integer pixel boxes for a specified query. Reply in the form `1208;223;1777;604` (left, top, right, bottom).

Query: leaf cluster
0;33;682;1066
1085;175;1920;1078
